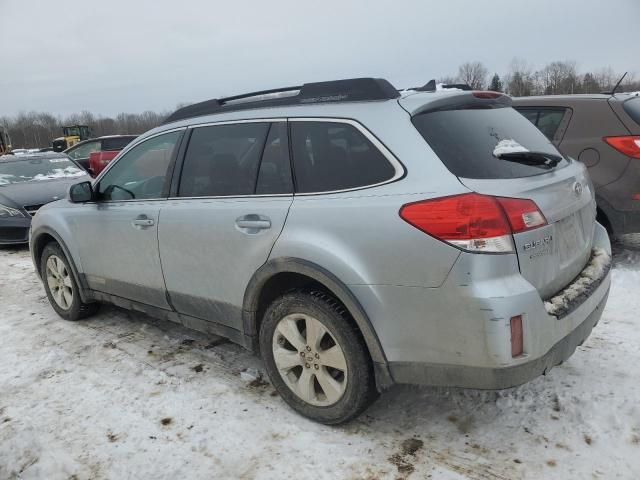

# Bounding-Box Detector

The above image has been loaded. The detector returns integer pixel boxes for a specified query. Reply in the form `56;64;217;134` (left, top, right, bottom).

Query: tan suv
514;93;640;236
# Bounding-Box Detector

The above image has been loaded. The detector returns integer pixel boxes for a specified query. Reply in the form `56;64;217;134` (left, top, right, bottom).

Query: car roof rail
410;79;473;92
163;77;400;124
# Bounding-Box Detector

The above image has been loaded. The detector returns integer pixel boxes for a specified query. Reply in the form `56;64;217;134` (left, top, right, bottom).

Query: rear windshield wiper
496;151;562;169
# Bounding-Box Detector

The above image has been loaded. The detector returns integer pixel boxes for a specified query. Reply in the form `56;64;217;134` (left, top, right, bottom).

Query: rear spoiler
408;91;512;116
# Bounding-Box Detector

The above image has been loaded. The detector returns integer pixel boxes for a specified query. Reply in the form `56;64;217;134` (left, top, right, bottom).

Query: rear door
411;103;595;298
158;121;293;330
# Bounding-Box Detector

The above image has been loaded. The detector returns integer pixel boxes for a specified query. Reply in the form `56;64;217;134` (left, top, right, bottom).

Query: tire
259;290;378;424
40;242;98;321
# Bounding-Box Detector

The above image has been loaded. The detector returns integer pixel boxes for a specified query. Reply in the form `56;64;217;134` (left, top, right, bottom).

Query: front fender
30;209;91;303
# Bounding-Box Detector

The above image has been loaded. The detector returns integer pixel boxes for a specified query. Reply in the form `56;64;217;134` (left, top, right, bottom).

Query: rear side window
179;123;270;197
623;97;640;125
515;107;567;141
103;136;136;151
412;107;567;179
290;121;395;193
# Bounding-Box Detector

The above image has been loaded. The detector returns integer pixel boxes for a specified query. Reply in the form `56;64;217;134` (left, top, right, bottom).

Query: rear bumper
596;194;640;235
388;287;609;389
615;210;640;235
350;222;612;389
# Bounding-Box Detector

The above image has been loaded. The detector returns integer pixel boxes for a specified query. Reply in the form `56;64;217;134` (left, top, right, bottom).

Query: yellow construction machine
52;125;92;152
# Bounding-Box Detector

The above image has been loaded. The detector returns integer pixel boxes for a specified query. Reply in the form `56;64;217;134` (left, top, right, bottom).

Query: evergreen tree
488;73;503;92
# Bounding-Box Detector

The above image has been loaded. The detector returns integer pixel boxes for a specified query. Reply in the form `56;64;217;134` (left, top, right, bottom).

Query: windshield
64;126;80;136
412;106;568;179
0;156;85;185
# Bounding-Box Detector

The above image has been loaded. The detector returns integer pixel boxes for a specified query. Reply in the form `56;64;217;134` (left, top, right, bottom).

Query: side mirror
68;181;94;203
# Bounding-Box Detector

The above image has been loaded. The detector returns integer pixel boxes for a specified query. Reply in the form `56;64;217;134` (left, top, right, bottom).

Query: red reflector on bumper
510;315;523;357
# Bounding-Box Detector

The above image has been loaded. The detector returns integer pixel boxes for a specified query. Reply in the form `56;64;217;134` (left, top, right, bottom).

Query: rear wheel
259;290;377;424
40;242;98;321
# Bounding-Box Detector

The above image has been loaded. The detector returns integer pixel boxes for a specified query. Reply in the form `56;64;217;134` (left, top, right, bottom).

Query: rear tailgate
610;94;640;134
408;92;596;298
459;163;595;298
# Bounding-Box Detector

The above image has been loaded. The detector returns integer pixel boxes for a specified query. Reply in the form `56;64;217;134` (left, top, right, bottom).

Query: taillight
399;193;547;253
603;135;640;159
496;197;547;232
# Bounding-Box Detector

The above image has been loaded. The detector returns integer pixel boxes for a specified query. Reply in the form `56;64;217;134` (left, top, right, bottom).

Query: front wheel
259;290;377;424
40;242;98;321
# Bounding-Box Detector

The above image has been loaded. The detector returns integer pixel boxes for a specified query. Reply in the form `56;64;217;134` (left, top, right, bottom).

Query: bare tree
505;58;536;97
537;61;579;95
456;61;488;89
594;67;617;92
436;75;458;85
3;110;169;149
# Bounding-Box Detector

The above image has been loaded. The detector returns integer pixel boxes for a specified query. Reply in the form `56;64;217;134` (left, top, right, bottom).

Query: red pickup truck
89;150;120;176
64;135;137;176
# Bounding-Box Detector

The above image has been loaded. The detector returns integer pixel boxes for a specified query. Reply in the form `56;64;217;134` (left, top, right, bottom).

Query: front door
69;130;183;309
158;121;293;329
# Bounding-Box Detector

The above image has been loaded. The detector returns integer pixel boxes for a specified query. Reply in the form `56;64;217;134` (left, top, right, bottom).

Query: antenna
602;72;627;95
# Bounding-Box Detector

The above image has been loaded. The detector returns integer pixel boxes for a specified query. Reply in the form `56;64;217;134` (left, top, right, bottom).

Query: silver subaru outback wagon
30;78;612;424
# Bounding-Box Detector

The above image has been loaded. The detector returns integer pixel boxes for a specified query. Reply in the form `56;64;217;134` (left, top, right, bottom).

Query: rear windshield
412;106;568;179
623;96;640;125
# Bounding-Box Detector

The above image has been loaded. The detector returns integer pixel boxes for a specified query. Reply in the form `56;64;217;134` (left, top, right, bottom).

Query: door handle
132;215;155;228
235;214;271;230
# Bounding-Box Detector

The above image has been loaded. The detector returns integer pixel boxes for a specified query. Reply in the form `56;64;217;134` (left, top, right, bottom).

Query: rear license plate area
556;212;586;268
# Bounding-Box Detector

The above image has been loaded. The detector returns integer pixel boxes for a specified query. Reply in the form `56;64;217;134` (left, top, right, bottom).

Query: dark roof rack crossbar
163;77;399;124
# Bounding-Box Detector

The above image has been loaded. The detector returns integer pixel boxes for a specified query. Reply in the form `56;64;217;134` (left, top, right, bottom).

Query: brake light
399;193;547;253
603;136;640;159
472;91;502;99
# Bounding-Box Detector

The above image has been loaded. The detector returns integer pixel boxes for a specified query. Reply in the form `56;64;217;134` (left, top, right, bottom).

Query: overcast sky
1;0;637;117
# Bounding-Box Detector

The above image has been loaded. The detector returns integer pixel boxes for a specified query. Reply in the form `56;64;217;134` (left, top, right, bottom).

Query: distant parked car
31;77;611;424
0;153;89;244
64;135;137;175
513;93;640;236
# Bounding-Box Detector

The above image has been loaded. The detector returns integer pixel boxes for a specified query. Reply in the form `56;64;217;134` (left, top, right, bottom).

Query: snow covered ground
1;239;639;480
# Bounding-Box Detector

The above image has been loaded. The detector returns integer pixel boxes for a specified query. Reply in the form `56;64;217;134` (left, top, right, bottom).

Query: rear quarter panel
270;105;469;288
560;99;631;187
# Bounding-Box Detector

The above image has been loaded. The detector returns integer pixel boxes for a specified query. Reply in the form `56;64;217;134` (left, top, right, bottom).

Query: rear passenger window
516;108;567;141
535;110;566;140
290;121;395;193
256;123;292;194
179;123;270;197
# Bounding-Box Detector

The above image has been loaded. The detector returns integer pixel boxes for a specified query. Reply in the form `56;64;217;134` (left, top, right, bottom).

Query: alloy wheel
46;255;73;310
272;313;348;406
